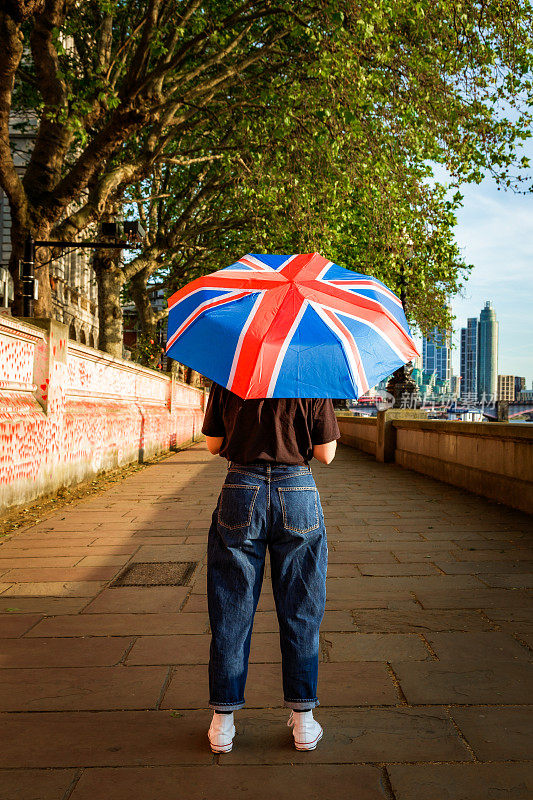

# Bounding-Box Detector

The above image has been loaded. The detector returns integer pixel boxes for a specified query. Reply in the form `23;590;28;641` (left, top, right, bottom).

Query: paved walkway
0;442;532;799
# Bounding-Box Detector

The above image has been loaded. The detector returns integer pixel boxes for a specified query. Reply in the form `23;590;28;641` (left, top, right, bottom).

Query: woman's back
202;383;340;465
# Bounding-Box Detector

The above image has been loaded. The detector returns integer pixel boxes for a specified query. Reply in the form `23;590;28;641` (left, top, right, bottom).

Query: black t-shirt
201;383;341;465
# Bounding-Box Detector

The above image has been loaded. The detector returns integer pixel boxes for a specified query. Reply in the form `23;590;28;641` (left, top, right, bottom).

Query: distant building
515;376;526;398
122;284;167;354
422;324;452;386
478;301;498;401
0;114;99;345
0;266;13;311
450;375;461;396
460;317;478;399
498;375;515;402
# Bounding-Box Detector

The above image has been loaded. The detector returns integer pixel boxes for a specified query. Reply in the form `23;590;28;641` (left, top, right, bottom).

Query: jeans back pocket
277;487;320;534
218;484;260;530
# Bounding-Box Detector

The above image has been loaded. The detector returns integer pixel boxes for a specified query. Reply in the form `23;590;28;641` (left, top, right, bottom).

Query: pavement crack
61;767;83;800
155;665;174;710
419;633;439;660
386;662;408;705
320;632;332;662
118;636;138;665
381;766;398;800
410;591;424;609
446;707;480;762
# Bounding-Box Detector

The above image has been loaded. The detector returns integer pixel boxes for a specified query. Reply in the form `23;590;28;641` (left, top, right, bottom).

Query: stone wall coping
9;315;201;399
67;340;188;390
0;315;47;344
335;413;533;442
392;418;533;440
335;413;377;425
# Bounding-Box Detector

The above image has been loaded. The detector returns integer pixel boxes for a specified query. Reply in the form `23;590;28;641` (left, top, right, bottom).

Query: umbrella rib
301;279;418;360
166;289;254;350
327;279;403;308
310;303;368;397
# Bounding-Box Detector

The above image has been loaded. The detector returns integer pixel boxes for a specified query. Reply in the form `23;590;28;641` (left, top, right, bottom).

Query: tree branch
0;9;28;230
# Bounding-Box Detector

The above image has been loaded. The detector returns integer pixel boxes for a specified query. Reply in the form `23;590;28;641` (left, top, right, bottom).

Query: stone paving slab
81;586;189;613
0;710;214;767
388;763;533;800
324;632;432;661
219;708;472;764
25;611;210;636
0;597;88;614
0;635;133;668
351;609;495;633
0;665;169;711
0;769;78;800
0;441;531;798
1;580;109;596
392;659;533;704
449;707;533;760
68;764;389;800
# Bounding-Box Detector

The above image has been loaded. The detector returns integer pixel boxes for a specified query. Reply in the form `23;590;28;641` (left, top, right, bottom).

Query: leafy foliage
1;0;532;346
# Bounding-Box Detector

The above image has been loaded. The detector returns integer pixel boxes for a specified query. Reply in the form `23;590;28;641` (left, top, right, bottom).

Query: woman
201;381;340;753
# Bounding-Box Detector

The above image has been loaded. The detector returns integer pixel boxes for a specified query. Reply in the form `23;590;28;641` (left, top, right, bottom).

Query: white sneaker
287;709;323;750
208;711;236;753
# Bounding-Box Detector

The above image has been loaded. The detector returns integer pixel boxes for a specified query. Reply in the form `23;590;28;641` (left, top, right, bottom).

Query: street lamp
386;236;418;408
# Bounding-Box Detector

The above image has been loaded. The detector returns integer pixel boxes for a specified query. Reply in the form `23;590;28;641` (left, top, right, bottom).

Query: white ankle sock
293;710;313;721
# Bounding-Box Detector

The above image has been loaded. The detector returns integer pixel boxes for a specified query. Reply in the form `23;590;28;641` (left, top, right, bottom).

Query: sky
413;141;533;389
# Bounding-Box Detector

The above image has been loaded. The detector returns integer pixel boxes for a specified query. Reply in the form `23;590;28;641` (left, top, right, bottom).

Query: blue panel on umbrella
249;253;292;270
167;292;261;386
321;263;367;281
332;310;404;390
169;288;235;328
274;304;358;398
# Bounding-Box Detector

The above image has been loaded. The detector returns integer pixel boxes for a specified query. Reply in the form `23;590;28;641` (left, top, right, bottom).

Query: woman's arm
312;439;337;465
205;435;224;455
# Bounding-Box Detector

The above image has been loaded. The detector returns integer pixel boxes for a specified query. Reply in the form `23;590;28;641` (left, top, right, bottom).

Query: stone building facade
0;116;99;346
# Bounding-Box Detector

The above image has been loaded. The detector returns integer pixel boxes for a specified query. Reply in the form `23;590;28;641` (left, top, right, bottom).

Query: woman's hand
205;435;224;455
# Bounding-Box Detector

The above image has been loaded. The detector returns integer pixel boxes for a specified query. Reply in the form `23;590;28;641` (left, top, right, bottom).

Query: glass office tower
460;317;479;399
477;301;498;402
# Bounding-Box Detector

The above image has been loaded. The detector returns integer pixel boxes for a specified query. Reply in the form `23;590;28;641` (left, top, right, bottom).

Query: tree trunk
130;267;157;340
185;366;201;386
93;248;124;358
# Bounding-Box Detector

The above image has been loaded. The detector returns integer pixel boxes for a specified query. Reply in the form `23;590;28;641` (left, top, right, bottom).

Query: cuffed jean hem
283;698;320;711
209;701;245;712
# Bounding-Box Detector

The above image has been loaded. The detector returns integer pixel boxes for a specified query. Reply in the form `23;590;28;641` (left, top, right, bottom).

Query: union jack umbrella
165;252;420;399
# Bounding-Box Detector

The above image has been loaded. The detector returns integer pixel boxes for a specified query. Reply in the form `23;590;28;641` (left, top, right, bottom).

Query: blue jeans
207;460;328;712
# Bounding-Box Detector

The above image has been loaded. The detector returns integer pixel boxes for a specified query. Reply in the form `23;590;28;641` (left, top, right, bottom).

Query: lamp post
386;241;418;408
20;221;145;318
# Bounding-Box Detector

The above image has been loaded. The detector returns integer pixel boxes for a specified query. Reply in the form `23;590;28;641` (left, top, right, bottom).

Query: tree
1;0;531;353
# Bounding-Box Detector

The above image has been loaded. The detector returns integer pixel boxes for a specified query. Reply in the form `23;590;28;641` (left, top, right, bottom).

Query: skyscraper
422;303;452;393
460;317;478;399
478;301;498;401
423;326;452;383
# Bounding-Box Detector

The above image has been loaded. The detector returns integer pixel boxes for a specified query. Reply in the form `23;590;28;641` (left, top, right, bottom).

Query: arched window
79;329;86;345
68;321;77;341
89;331;96;348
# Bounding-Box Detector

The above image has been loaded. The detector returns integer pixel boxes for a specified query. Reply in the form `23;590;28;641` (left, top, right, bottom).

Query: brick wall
0;316;205;511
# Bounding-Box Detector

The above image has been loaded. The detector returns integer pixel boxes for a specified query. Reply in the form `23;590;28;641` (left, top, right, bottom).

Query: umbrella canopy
165;252;420;399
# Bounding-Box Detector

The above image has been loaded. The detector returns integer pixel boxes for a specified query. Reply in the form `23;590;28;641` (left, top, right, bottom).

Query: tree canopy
1;0;532;356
